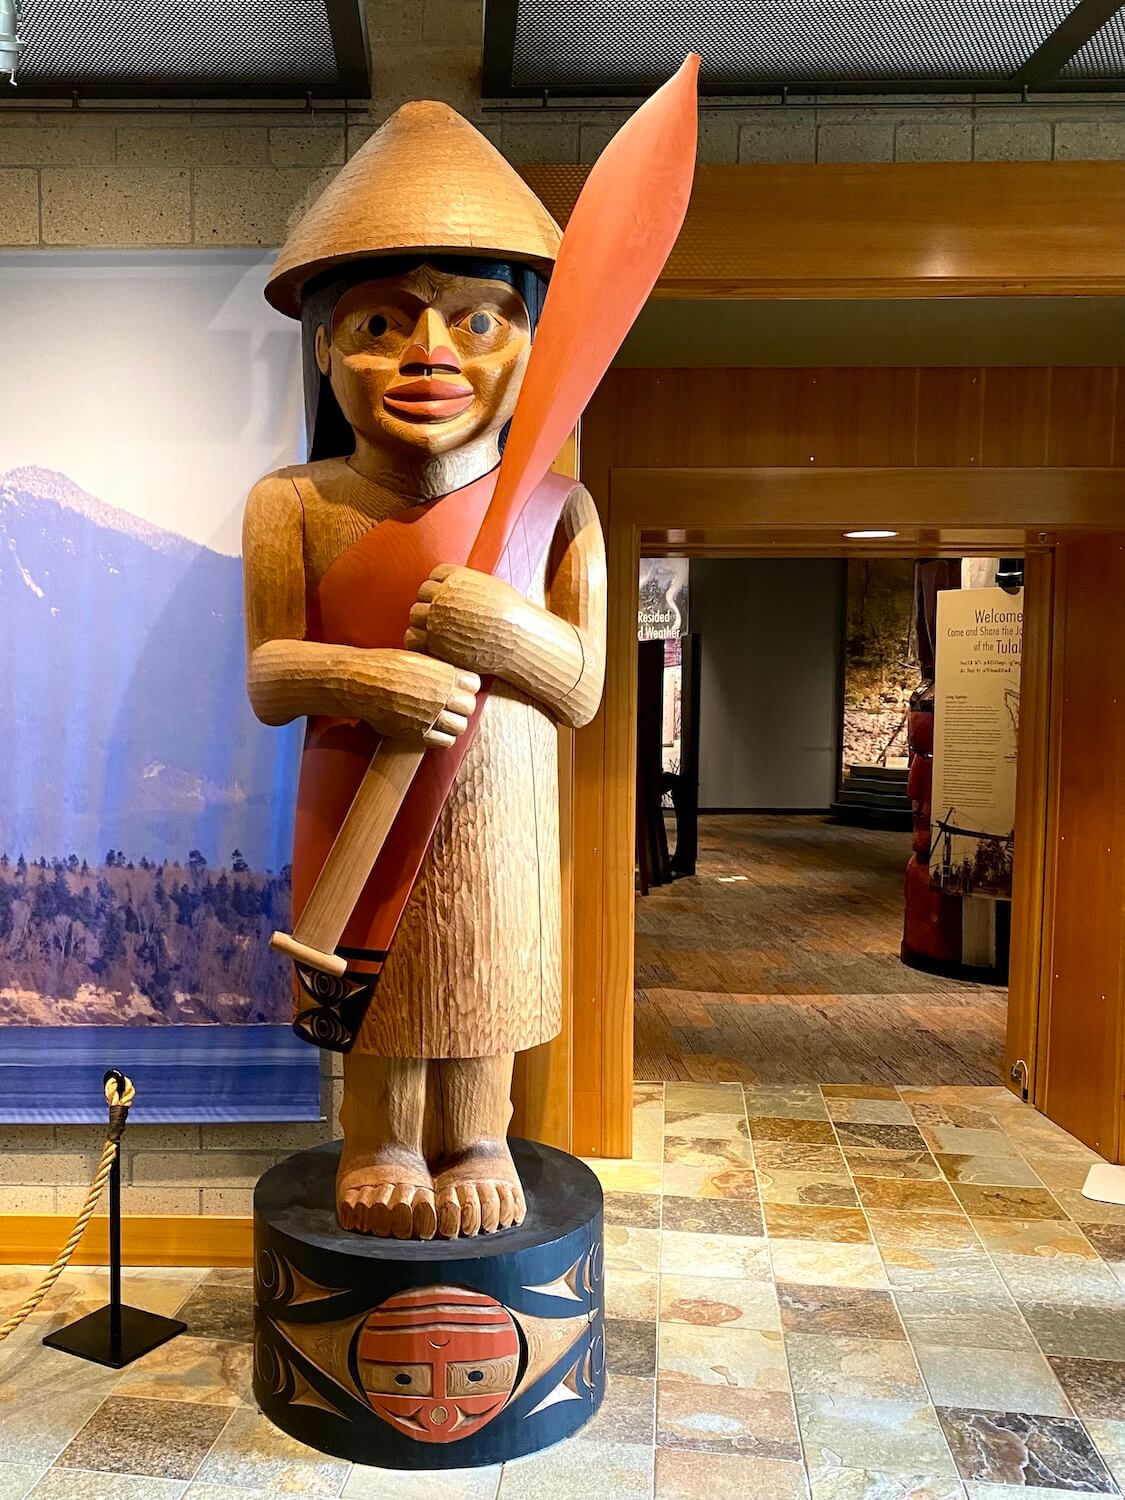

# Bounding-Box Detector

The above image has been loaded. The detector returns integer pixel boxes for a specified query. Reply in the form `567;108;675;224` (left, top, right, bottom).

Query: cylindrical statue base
252;1138;605;1469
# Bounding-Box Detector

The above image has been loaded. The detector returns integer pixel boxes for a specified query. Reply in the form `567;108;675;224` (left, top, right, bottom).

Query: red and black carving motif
357;1287;519;1443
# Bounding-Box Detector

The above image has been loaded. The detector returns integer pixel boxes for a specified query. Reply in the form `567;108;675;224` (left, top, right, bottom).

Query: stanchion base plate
43;1304;187;1369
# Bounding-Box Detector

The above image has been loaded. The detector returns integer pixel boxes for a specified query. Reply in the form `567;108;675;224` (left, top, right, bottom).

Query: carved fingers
421;667;480;749
404;563;522;678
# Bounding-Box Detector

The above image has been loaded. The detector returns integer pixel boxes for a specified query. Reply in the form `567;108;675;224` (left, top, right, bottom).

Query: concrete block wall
1;0;1124;1210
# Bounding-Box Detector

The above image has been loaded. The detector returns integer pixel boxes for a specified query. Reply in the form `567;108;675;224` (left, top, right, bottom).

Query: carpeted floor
635;814;1007;1087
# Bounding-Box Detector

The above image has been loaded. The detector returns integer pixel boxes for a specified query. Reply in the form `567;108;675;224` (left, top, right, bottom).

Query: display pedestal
252;1139;605;1470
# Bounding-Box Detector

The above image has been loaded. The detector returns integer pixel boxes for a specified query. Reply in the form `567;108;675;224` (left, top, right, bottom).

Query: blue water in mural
0;461;321;1121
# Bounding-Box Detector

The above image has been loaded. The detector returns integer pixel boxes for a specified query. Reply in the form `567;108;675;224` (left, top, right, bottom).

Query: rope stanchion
2;1069;187;1369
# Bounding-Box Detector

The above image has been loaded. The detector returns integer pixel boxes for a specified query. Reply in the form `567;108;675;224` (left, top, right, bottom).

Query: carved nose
401;306;462;375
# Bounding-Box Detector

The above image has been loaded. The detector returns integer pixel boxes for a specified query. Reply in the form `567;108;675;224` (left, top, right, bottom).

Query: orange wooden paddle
271;55;700;980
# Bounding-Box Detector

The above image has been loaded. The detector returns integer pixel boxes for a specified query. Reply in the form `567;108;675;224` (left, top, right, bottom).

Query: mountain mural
0;465;300;871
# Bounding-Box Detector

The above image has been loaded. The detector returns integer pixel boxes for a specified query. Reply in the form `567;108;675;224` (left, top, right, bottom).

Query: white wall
691;558;845;810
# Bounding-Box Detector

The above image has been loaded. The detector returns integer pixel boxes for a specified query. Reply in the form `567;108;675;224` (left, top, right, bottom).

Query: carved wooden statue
244;67;697;1245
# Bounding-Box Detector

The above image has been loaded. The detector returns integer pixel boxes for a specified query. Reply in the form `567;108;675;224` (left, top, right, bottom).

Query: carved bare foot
337;1151;437;1240
434;1142;527;1238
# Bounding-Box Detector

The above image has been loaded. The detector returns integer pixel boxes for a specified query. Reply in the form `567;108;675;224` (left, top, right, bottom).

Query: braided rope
0;1073;135;1343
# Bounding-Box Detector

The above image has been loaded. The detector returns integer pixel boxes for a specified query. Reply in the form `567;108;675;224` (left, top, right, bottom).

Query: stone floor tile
576;1374;654;1448
755;1141;849;1174
659;1272;779;1330
341;1463;500;1498
914;1344;1071;1416
749;1117;836;1145
113;1336;252;1407
499;1437;653;1499
993;1253;1125;1307
756;1169;858;1207
835;1123;930;1153
1054;1190;1125;1227
604;1192;662;1228
1080;1224;1125;1261
660;1230;770;1279
656;1379;800;1459
764;1205;872;1243
174;1282;253;1344
826;1099;915;1126
0;1336;121;1466
662;1196;762;1236
936;1406;1116;1490
193;1409;347;1496
811;1470;964;1498
867;1211;982;1252
906;1103;999;1132
661;1161;759;1199
663;1110;750;1141
605;1269;659;1322
854;1179;961;1215
0;1466;46;1500
769;1240;890;1289
27;1472;188;1499
893;1290;1036;1352
584;1161;663;1196
935;1155;1043;1187
55;1399;229;1481
786;1332;926;1401
662;1137;754;1171
658;1323;790;1390
952;1185;1062;1221
879;1248;1007;1297
777;1283;905;1340
843;1150;943;1182
605;1225;661;1273
1048;1356;1125;1419
662;1083;744;1115
606;1317;657;1377
1019;1301;1125;1360
186;1484;299;1500
965;1485;1109;1500
799;1396;958;1478
921;1129;1013;1157
744;1088;830;1122
1027;1160;1095;1192
1083;1417;1125;1488
823;1086;904;1101
971;1218;1099;1259
655;1449;809;1499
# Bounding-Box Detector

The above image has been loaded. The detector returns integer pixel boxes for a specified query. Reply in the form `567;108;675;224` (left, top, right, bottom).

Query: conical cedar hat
266;101;562;317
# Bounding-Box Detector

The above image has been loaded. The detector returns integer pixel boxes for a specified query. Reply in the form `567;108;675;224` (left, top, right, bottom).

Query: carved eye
467;1369;484;1383
460;310;500;337
394;1372;412;1386
367;313;389;337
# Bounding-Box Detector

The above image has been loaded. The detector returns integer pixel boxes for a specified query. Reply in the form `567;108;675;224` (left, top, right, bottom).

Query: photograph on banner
638;557;689;782
930;585;1023;900
0;250;319;1122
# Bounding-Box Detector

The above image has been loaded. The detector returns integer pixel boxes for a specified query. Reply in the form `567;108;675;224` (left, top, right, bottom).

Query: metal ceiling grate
485;0;1125;94
1062;7;1125;71
14;0;366;97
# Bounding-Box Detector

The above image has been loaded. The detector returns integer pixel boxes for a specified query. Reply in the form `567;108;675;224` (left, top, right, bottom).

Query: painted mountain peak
1;464;197;559
0;463;299;874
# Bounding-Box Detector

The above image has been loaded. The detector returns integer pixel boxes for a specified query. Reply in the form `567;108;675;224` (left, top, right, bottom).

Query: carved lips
383;375;475;422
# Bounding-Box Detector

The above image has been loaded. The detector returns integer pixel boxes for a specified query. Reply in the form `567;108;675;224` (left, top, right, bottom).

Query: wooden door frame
573;464;1125;1158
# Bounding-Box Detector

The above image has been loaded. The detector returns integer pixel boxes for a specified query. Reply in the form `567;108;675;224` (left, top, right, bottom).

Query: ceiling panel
485;0;1125;94
12;0;367;98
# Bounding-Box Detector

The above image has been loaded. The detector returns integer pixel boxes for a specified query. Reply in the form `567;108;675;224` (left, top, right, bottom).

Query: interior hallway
635;815;1006;1086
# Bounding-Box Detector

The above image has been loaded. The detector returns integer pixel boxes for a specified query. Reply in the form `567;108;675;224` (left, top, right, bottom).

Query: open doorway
633;551;1023;1090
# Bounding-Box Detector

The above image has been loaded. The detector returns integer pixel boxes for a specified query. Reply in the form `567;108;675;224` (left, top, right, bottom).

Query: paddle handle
270;741;424;976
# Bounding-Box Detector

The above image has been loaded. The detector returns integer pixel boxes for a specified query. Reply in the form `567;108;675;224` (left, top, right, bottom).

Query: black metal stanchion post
43;1068;188;1369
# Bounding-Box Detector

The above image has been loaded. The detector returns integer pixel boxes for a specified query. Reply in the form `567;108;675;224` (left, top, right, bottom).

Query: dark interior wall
691;558;846;810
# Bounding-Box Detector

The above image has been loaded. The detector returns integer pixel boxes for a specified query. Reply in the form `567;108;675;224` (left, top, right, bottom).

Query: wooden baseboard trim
2;1215;253;1268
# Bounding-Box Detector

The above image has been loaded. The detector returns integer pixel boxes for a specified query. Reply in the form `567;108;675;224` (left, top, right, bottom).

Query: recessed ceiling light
845;529;898;540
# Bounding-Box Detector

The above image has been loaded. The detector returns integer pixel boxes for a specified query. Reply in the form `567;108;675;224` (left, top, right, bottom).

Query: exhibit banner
0;250;320;1122
638;557;688;641
930;586;1023;899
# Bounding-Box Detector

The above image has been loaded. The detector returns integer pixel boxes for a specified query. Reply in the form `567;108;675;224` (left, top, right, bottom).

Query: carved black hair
299;255;549;462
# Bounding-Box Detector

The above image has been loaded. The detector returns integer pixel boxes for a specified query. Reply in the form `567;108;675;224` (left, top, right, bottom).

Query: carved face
357;1287;521;1443
316;264;531;460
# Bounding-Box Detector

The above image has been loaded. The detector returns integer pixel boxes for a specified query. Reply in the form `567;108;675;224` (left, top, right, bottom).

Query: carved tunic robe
289;458;593;1060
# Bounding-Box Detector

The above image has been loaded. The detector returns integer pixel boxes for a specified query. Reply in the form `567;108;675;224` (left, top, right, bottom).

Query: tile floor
2;1083;1125;1499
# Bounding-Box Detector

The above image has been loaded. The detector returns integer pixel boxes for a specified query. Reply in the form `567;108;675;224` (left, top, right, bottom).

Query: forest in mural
843;558;918;770
0;252;317;1120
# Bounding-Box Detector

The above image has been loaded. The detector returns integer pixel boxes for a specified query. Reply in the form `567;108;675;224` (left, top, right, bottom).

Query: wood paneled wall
571;365;1125;1159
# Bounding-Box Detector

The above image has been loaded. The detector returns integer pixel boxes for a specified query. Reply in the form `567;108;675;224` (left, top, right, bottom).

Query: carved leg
336;1052;437;1240
431;1053;527;1239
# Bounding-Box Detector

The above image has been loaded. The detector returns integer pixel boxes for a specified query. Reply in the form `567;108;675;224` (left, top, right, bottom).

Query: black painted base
43;1304;187;1369
252;1138;605;1469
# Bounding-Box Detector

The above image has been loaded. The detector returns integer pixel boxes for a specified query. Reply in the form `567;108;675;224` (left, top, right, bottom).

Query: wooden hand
404;564;525;678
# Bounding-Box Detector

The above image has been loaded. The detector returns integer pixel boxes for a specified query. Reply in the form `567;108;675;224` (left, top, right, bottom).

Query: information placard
930;586;1023;899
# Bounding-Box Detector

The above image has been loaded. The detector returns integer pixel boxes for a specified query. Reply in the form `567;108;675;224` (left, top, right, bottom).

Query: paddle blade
471;53;699;570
